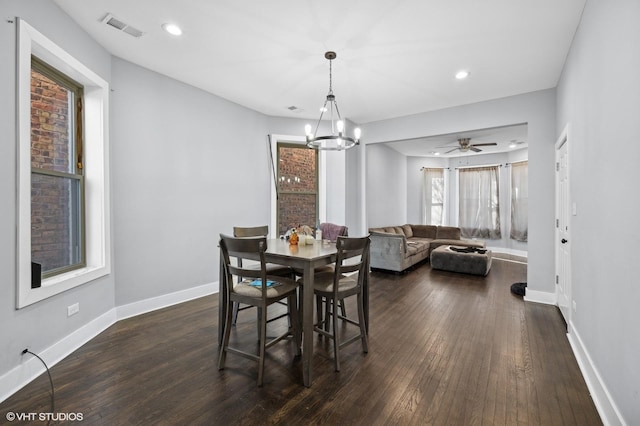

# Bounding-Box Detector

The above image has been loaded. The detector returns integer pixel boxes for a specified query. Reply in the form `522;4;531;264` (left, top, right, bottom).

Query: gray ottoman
430;245;492;276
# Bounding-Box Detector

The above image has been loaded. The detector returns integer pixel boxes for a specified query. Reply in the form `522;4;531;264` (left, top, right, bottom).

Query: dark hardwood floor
1;258;601;425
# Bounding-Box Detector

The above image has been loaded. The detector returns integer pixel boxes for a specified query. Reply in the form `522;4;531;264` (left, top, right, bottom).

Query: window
276;143;318;236
17;19;110;308
421;168;445;225
30;57;85;277
458;166;501;239
510;161;528;241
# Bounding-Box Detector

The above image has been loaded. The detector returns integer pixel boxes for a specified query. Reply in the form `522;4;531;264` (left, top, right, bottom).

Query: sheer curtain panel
458;166;501;239
421;168;445;225
510;161;528;241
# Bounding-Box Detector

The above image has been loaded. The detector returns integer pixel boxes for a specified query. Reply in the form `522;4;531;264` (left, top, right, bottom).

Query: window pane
278;146;316;193
432;177;444;203
31;173;82;273
31;68;74;174
278;193;317;237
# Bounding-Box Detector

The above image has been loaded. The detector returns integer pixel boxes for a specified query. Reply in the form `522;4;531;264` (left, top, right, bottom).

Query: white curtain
458;166;501;239
421;168;445;225
510;161;528;241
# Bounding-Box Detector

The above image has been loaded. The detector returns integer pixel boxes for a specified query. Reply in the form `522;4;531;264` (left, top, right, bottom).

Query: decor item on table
289;228;298;245
305;51;361;151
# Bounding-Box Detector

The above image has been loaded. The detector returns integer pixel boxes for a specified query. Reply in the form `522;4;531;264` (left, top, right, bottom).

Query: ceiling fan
444;138;497;153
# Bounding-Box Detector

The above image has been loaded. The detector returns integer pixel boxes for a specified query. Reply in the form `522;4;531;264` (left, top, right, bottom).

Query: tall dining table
218;238;369;387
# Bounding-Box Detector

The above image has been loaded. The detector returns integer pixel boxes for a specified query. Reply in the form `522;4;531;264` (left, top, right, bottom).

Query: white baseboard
116;281;218;320
487;247;528;258
0;308;116;404
0;281;219;404
523;289;557;305
567;324;626;426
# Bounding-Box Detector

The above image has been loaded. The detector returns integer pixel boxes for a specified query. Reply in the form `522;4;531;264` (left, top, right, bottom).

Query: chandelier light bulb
305;124;312;136
354;128;361;140
337;120;344;133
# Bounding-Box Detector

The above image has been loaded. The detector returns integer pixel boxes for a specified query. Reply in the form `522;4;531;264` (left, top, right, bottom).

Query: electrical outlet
67;303;79;317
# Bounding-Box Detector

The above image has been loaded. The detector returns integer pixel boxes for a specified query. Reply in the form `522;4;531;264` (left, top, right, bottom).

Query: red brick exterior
277;146;317;236
30;68;77;272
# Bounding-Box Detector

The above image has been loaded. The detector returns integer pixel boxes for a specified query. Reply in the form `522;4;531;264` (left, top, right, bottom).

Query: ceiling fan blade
470;146;482;152
470;143;497;147
445;147;459;153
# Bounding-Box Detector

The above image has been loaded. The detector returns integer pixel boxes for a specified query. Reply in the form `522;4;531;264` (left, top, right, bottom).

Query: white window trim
268;135;326;237
16;19;111;308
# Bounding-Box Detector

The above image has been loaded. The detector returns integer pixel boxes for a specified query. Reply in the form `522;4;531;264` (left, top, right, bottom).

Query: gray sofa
368;224;485;272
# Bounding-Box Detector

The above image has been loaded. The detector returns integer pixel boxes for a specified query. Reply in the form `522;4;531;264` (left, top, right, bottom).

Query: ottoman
430;245;492;276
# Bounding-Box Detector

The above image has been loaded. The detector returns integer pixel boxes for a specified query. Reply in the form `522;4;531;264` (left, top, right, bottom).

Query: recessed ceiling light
455;70;470;79
509;142;518;148
162;23;182;36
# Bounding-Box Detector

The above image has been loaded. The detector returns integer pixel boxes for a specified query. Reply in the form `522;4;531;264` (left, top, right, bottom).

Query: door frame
555;124;572;329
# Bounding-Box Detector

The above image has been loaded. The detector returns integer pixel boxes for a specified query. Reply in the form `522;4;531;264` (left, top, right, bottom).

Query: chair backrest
219;234;269;294
334;236;370;282
233;225;269;238
320;223;348;242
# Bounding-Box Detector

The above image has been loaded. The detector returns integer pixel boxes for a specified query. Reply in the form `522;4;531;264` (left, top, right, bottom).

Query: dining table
218;237;369;387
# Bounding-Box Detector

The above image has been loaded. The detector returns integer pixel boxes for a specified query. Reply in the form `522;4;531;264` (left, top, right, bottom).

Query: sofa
368;224;486;272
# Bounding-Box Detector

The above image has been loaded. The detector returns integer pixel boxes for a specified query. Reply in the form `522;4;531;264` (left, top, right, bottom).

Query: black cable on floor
22;349;55;417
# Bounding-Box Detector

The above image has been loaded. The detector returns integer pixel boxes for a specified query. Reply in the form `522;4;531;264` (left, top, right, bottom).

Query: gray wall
111;58;272;305
556;0;640;423
361;90;556;293
0;0;115;377
366;143;407;227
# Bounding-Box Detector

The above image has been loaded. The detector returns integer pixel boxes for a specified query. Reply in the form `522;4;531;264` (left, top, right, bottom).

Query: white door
555;128;571;326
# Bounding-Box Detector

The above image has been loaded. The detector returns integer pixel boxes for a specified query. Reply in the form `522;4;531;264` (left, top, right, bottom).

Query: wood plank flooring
0;258;601;425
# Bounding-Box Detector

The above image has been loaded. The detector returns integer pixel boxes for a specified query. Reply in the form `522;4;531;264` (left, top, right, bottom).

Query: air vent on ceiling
287;106;304;113
101;13;144;38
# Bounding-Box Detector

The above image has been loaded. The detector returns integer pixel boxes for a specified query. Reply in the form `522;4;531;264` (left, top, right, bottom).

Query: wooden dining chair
232;225;293;326
311;236;370;372
218;234;301;386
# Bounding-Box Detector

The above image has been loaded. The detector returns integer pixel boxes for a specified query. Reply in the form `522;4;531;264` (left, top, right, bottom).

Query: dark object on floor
511;282;527;297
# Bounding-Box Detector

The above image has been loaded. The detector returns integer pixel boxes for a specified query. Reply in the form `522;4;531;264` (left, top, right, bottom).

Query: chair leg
218;298;234;370
257;304;268;386
339;299;347;318
331;297;341;372
324;297;331;333
357;293;369;353
288;294;302;356
232;302;240;325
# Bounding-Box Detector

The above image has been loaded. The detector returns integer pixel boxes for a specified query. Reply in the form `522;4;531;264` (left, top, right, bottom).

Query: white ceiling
53;0;585;126
384;123;528;158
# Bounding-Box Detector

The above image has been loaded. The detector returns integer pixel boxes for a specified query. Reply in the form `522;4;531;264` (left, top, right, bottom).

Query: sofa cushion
393;226;405;236
402;224;413;238
383;226;397;234
411;225;437;239
436;226;461;240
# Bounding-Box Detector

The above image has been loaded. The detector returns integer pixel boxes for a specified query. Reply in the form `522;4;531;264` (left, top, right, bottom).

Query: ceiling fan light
455;70;470;79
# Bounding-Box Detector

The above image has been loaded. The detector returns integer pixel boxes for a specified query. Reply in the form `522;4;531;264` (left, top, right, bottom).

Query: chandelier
305;51;361;151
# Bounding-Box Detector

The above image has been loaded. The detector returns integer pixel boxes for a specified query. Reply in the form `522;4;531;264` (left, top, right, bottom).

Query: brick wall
277;146;317;236
30;69;75;272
